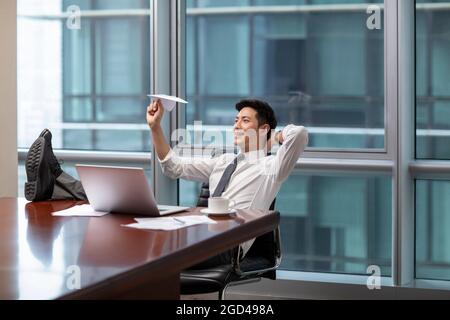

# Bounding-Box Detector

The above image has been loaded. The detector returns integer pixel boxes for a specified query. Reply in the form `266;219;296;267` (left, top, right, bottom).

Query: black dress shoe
39;129;63;178
24;137;56;201
39;128;51;139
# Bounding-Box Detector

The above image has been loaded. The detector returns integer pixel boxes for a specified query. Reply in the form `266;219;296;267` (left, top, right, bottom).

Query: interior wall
0;1;18;197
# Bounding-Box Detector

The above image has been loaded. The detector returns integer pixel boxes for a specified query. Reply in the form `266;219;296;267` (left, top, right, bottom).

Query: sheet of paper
123;215;216;231
147;94;188;112
52;204;109;217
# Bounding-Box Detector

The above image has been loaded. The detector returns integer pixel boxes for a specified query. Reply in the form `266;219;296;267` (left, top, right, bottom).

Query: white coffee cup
208;197;236;213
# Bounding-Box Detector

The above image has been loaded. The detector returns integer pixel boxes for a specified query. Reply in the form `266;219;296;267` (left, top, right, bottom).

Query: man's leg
52;172;87;201
25;129;87;201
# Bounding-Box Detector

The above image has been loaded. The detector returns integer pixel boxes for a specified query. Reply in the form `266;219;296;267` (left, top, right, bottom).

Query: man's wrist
277;130;283;145
150;123;162;131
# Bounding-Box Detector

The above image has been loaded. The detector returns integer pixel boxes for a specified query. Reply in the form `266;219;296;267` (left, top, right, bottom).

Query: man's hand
276;130;284;145
267;130;284;151
147;99;164;129
147;99;170;160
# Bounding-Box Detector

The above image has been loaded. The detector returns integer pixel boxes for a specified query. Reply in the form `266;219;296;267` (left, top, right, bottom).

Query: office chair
180;150;282;300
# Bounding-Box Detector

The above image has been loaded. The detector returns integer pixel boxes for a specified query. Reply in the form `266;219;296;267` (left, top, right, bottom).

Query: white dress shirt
158;125;309;257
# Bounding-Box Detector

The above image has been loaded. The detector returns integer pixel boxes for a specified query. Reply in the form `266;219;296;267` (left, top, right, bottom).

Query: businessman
148;98;308;266
24;98;308;266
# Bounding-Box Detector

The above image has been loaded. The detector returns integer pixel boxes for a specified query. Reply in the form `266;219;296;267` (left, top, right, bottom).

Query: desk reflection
25;201;81;267
77;216;189;268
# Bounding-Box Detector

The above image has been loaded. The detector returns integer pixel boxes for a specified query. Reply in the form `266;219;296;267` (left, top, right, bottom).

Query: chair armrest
233;227;282;277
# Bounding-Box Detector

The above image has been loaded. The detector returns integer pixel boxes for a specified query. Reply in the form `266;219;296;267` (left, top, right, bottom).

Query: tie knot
235;153;245;163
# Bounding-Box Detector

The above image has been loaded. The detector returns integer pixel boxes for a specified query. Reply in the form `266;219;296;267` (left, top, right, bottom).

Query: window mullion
151;0;178;205
392;0;416;286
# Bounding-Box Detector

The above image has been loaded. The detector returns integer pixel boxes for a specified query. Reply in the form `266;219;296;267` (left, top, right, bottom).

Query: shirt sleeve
158;149;219;183
271;125;309;183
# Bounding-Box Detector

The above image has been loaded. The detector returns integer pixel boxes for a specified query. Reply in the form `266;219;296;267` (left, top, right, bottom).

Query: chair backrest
197;148;225;207
196;183;210;208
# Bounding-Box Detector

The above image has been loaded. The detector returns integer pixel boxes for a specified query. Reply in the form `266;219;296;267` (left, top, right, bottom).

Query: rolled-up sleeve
272;125;309;183
158;149;218;183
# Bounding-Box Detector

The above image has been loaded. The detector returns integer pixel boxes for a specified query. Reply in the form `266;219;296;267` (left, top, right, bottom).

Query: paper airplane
147;94;188;112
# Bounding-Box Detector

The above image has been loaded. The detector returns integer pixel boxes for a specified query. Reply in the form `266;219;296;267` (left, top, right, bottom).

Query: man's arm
146;99;218;182
271;125;309;183
147;99;170;161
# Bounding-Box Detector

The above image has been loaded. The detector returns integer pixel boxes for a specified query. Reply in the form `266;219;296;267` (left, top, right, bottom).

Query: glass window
416;180;450;281
278;173;391;275
415;0;450;283
17;0;151;152
186;0;385;150
416;0;450;159
181;173;392;276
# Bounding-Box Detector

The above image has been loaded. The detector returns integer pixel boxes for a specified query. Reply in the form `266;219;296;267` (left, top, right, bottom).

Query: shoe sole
40;129;63;177
25;138;45;201
40;129;52;142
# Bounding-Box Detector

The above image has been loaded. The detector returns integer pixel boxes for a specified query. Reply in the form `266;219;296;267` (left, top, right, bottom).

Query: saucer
200;208;237;216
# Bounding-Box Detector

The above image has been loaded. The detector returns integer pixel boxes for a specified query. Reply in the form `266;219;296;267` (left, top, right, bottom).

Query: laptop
75;164;189;216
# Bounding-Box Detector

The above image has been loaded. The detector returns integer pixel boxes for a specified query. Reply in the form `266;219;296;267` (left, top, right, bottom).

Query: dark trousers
51;172;87;201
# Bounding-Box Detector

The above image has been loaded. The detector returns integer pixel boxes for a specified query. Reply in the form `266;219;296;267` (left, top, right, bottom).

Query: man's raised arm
146;99;218;183
147;99;170;161
271;125;309;183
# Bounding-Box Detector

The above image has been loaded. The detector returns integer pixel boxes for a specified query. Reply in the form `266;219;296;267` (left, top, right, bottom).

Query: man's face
233;107;269;151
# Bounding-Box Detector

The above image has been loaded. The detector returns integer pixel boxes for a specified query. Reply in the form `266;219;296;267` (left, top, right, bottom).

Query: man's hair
235;99;278;140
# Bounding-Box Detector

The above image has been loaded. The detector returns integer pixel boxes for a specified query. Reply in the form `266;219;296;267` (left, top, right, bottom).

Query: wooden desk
0;198;279;300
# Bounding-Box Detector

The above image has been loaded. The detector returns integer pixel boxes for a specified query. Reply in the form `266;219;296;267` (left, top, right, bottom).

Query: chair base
221;277;263;300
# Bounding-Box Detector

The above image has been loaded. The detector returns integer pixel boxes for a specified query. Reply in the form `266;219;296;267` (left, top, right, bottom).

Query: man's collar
238;149;268;162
